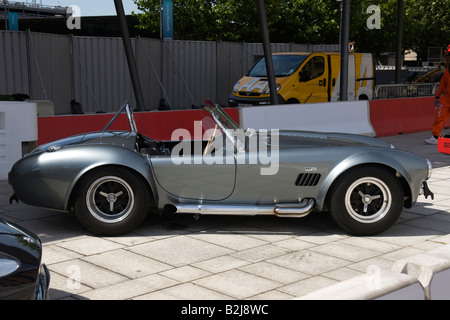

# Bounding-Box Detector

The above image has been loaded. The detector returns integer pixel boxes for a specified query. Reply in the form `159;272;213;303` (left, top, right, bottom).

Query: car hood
29;131;137;155
31;129;391;156
0;218;45;300
0;218;41;266
272;130;392;149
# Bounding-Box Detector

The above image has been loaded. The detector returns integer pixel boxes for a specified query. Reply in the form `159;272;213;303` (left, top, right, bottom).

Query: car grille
239;91;261;97
295;173;321;187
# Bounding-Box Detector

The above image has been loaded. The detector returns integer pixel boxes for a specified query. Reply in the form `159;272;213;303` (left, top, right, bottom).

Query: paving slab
0;130;449;300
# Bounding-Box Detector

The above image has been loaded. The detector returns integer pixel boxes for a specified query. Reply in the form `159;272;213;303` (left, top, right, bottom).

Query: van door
297;55;329;103
347;55;356;100
355;53;375;100
329;54;357;101
329;54;341;102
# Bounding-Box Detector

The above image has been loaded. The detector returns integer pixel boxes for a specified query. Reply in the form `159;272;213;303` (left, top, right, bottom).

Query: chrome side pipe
168;199;315;218
274;199;315;218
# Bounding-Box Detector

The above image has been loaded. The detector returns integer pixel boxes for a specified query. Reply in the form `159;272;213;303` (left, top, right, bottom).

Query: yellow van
228;52;375;107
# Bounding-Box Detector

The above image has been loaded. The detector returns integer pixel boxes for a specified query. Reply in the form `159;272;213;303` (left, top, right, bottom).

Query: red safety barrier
369;97;450;137
438;136;450;154
37;108;240;145
37;97;450;145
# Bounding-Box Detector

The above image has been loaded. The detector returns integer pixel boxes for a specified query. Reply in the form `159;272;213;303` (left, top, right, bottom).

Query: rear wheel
286;98;299;104
74;167;150;236
328;166;404;236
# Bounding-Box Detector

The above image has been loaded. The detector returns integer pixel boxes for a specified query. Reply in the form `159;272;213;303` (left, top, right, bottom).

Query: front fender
10;144;156;211
315;148;429;211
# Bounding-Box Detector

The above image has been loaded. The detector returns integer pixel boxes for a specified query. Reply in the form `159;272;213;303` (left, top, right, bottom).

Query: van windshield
248;54;308;77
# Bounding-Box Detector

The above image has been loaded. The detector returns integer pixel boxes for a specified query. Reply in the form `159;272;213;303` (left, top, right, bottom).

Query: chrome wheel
345;177;391;224
328;166;403;236
75;167;150;236
86;176;135;224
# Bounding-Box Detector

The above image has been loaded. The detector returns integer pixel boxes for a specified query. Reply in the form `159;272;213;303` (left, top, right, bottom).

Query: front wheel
74;167;150;236
328;166;404;236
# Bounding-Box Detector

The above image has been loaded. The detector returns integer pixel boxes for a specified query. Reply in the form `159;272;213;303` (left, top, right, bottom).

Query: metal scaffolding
0;1;67;19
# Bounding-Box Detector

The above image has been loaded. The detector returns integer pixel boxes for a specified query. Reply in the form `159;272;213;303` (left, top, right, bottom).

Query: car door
330;54;358;101
229;132;334;205
150;146;236;201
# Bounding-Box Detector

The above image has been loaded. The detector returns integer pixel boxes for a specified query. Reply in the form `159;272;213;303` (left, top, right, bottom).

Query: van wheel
74;167;149;236
286;99;299;104
328;166;403;236
358;95;369;100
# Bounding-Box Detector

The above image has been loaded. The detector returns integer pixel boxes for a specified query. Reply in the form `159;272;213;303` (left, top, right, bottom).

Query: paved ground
1;130;449;300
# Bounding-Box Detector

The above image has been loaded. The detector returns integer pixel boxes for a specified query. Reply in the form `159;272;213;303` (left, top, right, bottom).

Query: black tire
74;167;150;236
286;98;300;104
328;166;404;236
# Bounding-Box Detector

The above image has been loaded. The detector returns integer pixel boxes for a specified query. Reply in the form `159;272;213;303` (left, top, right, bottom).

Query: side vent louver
295;173;321;187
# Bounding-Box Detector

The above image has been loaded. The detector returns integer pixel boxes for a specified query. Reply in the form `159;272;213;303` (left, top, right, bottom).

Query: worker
425;45;450;145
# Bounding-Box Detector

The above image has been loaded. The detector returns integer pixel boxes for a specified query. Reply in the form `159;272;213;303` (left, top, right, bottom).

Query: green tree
133;0;341;43
348;0;398;54
349;0;450;63
403;0;450;62
133;0;450;63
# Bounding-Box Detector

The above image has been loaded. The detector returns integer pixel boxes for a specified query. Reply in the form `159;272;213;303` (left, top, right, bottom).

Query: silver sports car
9;101;433;236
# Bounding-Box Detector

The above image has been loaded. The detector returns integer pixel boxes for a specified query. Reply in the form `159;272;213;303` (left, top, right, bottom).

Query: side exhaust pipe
166;199;315;218
275;199;315;218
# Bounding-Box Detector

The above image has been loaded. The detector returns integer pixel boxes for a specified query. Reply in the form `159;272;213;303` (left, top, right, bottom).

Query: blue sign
8;12;19;31
162;0;173;39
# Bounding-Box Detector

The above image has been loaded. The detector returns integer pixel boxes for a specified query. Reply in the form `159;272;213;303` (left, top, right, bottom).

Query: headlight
0;253;20;278
232;82;240;93
263;84;281;94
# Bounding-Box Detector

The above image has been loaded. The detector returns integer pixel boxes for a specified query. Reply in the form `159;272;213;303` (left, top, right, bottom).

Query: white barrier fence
374;83;438;99
298;244;450;300
238;101;376;137
0;102;38;180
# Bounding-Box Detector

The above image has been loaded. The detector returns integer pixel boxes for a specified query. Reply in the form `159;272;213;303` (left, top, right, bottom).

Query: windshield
204;100;245;152
248;54;308;77
103;101;137;133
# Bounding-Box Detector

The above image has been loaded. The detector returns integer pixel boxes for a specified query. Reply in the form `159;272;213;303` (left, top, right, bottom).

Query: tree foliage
403;0;450;61
133;0;450;62
348;0;450;62
134;0;341;43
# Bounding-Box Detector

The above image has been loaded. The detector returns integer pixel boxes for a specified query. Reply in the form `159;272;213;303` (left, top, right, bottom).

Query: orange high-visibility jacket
436;69;450;105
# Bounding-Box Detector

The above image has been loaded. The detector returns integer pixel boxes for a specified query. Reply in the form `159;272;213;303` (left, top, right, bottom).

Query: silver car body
9;101;433;236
